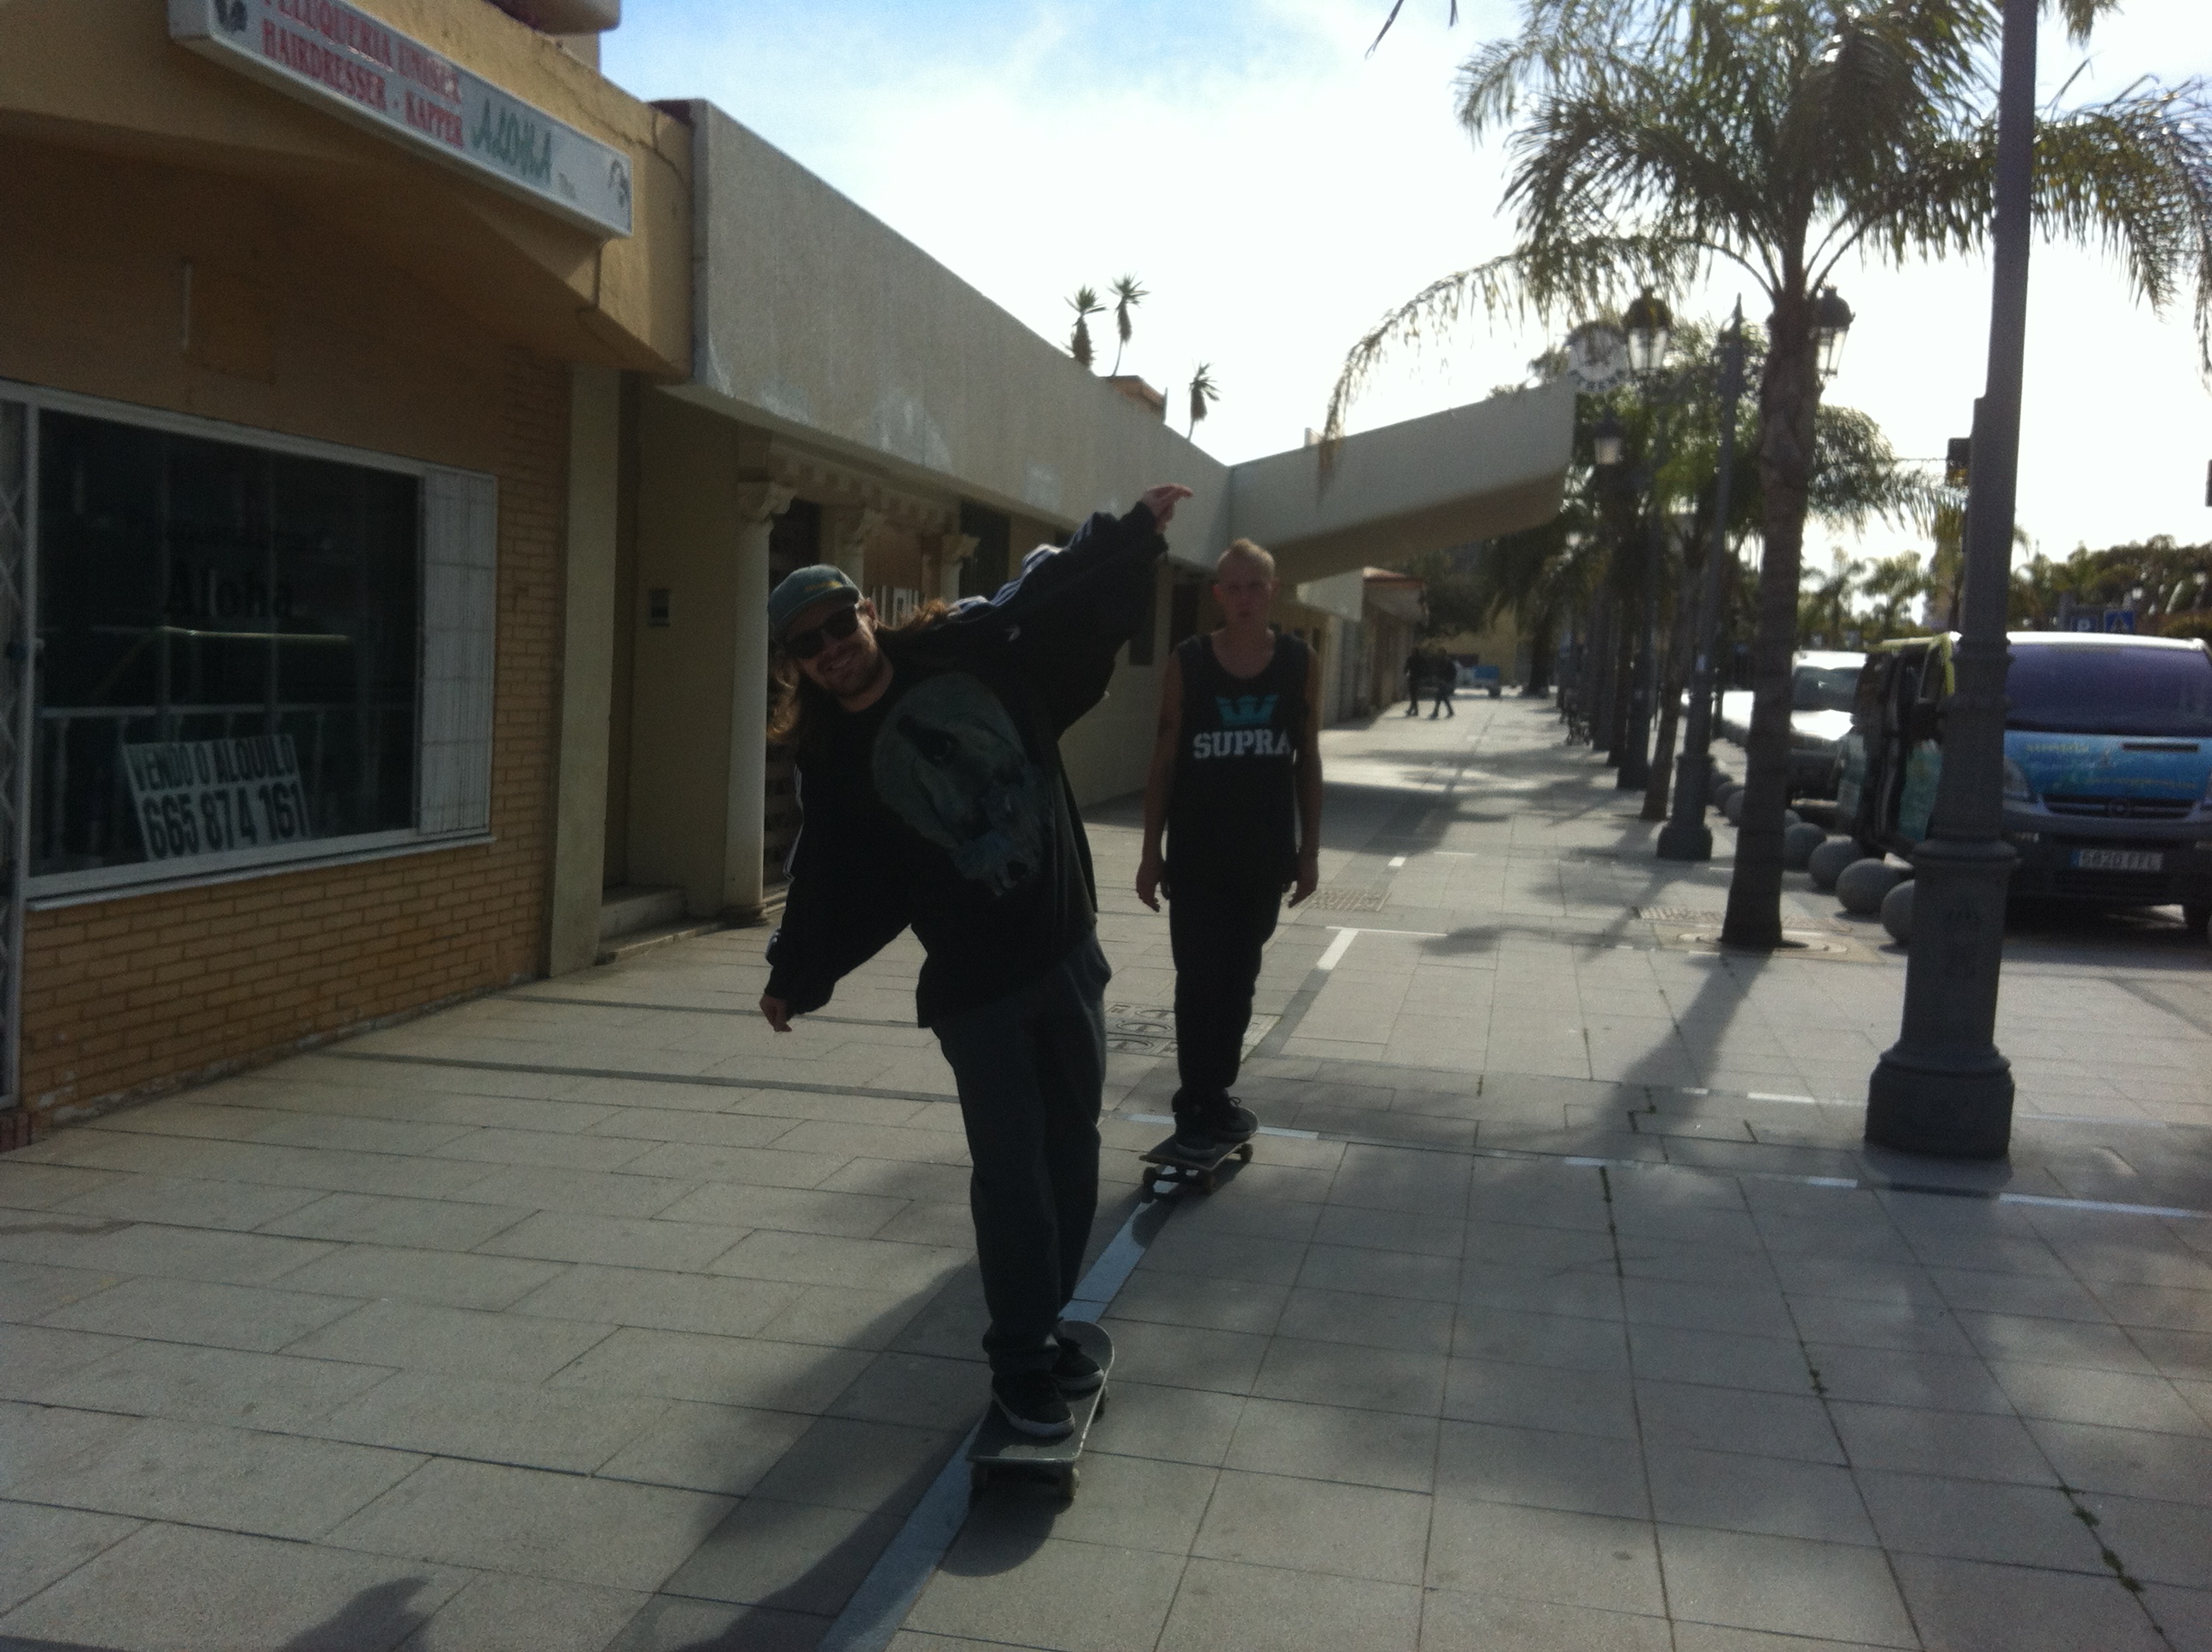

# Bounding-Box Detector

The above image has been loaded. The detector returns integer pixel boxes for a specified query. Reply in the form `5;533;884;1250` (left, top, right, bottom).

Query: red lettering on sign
405;90;465;148
264;20;387;113
273;0;396;69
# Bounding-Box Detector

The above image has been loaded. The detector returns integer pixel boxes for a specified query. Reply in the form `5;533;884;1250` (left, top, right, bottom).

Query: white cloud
607;0;2212;566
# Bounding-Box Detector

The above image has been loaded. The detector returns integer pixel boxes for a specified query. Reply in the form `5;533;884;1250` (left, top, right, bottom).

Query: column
723;480;794;919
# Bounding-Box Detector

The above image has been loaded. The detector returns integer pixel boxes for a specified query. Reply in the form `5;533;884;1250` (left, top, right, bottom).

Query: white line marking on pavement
1998;1193;2207;1219
1749;1091;1819;1105
1316;929;1359;971
1388;855;1406;869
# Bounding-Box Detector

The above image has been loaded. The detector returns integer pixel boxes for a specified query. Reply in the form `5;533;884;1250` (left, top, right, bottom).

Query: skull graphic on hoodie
870;672;1051;897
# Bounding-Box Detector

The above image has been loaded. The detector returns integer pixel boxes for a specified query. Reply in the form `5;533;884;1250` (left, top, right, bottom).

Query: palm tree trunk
1526;612;1553;696
1590;595;1619;750
1604;608;1635;766
1641;580;1697;821
1723;291;1820;948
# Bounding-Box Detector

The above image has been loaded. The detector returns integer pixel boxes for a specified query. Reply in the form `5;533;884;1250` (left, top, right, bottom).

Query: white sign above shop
168;0;632;239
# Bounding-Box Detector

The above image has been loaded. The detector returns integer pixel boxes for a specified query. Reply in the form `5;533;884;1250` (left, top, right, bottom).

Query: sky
602;0;2212;574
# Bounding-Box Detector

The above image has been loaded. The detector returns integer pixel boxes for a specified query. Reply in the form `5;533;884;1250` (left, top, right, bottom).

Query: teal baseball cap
767;564;861;643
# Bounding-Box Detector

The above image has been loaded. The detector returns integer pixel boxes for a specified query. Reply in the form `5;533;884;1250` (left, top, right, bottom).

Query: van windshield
2005;644;2212;736
1792;666;1860;713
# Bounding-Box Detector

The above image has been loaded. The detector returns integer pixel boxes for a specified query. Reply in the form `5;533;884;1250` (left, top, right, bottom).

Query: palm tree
1109;275;1148;376
1800;548;1868;646
1329;0;2212;948
1067;286;1104;370
1187;364;1220;436
1858;551;1930;639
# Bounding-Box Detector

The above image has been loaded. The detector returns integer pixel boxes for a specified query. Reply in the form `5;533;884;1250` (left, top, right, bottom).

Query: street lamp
1656;300;1749;862
1592;411;1627;469
1866;0;2033;1160
1624;291;1674;376
1813;285;1855;381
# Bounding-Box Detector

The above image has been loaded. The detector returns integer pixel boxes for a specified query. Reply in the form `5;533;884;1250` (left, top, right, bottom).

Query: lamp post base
1655;819;1712;861
1656;749;1714;861
1866;1046;2015;1160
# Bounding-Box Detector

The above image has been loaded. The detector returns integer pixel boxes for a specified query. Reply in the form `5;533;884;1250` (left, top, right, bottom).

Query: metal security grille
1632;905;1727;923
0;402;30;1110
1302;887;1388;912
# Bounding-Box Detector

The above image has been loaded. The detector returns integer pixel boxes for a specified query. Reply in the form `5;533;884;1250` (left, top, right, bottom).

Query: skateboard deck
967;1320;1115;1500
1138;1132;1254;1195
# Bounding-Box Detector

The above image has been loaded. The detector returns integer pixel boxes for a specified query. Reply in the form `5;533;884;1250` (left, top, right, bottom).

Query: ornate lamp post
1866;0;2033;1160
1656;301;1749;861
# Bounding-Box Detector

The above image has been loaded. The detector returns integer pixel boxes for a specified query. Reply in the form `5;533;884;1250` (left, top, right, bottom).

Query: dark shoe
1050;1333;1104;1396
1169;1115;1217;1155
1204;1101;1258;1143
992;1370;1073;1438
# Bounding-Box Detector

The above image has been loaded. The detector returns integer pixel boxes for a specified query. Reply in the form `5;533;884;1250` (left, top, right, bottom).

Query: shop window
20;390;496;900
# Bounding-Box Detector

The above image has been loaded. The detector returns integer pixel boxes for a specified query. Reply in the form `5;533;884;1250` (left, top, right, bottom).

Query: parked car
1835;631;2212;934
1711;649;1865;799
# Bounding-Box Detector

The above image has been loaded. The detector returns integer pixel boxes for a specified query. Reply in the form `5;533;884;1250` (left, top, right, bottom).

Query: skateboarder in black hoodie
759;483;1191;1440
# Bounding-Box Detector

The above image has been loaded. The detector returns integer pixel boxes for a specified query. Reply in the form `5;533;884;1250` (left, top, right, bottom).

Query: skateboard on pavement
967;1320;1115;1500
1138;1131;1254;1196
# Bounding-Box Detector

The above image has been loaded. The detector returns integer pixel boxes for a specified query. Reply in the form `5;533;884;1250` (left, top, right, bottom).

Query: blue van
1837;632;2212;937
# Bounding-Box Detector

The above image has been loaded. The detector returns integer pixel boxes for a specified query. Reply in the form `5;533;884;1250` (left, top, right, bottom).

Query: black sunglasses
783;604;861;660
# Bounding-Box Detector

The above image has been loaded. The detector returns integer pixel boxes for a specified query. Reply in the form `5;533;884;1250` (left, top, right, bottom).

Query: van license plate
2071;849;2163;873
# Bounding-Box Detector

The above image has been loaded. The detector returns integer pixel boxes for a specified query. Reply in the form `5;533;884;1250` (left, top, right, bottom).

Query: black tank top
1166;632;1310;876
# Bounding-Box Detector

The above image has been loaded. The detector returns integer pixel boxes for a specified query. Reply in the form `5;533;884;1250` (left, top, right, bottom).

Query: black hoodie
764;502;1166;1026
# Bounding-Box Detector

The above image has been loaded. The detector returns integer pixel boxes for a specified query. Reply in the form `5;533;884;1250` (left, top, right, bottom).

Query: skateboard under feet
1138;1132;1254;1196
967;1320;1115;1501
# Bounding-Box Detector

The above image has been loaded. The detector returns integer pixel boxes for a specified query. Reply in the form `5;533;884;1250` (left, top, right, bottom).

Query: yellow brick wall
7;143;569;1120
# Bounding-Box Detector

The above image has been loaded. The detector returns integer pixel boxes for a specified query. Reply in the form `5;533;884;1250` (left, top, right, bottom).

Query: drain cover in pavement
1303;887;1388;912
1633;905;1726;923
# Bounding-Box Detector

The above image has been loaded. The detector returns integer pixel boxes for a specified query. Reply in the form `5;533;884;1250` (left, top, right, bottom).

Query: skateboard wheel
1064;1466;1080;1497
1235;1143;1254;1163
1197;1172;1217;1193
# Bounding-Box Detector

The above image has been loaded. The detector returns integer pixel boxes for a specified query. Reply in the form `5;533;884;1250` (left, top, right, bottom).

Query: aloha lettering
1190;730;1295;760
470;99;554;186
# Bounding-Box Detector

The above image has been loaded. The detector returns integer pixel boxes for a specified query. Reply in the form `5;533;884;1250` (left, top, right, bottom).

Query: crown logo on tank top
1215;694;1279;730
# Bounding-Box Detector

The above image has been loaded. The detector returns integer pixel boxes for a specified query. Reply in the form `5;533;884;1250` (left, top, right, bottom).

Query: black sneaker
1051;1335;1104;1397
1168;1118;1217;1159
1204;1102;1258;1143
992;1370;1073;1439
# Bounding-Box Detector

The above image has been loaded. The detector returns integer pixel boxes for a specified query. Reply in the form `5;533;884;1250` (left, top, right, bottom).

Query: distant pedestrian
1404;649;1424;715
759;482;1192;1442
1429;654;1456;719
1135;538;1323;1161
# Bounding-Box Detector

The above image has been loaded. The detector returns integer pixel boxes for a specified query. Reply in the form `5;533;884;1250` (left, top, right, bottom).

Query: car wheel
2186;903;2210;940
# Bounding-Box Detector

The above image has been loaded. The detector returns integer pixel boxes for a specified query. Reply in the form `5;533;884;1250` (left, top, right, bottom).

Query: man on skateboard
1135;538;1323;1163
759;483;1190;1442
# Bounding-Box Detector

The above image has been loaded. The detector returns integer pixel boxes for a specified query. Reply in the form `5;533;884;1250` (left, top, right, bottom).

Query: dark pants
1430;687;1455;717
933;934;1108;1376
1167;870;1282;1120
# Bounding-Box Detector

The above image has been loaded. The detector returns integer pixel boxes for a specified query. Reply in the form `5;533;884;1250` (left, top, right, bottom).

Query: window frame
10;380;498;910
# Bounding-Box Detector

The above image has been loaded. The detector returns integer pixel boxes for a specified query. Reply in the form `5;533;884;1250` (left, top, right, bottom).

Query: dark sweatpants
932;934;1109;1376
1167;870;1283;1120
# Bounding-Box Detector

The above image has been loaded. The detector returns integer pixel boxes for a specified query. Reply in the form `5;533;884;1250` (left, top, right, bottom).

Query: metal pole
1658;304;1746;860
1619;462;1659;789
1866;0;2030;1158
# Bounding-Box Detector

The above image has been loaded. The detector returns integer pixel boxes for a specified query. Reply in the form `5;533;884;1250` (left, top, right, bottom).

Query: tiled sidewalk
3;698;2209;1649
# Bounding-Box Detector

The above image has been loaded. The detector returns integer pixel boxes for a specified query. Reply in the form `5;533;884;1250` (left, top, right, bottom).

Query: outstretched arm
1137;652;1183;911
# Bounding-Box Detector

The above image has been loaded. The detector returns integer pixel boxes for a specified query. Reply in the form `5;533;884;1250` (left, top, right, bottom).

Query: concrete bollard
1707;770;1737;806
1807;838;1860;891
1880;876;1915;945
1784;822;1828;870
1836;858;1905;915
1720;788;1747;825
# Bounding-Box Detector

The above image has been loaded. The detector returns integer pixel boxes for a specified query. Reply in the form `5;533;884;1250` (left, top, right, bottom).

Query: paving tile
1088;1378;1248;1468
312;1370;668;1473
1417;1588;1671;1652
39;1277;362;1352
1458;1219;1617;1271
757;1283;933;1350
1276;1286;1453;1352
0;1161;121;1211
707;1229;967;1296
1644;1445;1876;1544
1434;1419;1650;1519
509;1264;803;1339
907;1532;1185;1652
663;1494;896;1616
749;1415;955;1515
399;1573;649;1652
1451;1306;1627;1371
1312;1203;1465;1258
0;1501;142;1614
442;1165;697;1219
1854;1469;2104;1569
1193;1467;1430;1583
1953;1309;2161;1372
1426;1498;1664;1615
656;1181;906;1239
274;1243;569;1312
1442;1356;1637;1439
826;1351;988;1430
1989;1358;2209;1434
1627;1323;1813;1395
602;1596;830;1651
551;1327;874;1411
1223;1397;1440;1492
1458;1263;1625;1321
1109;1269;1290;1335
1658;1524;1916;1646
1250;1334;1447;1415
1801;1342;2013;1413
2077;1492;2212;1590
2140;1584;2212;1652
1132;1226;1307;1287
1157;1556;1420;1652
330;1457;734;1591
966;1450;1219;1556
0;1325;134;1399
593;1399;816;1495
1102;1319;1269;1396
285;1298;615;1382
2028;1418;2212;1505
473;1210;750;1272
621;1141;853;1190
35;1340;392;1432
0;1399;141;1496
1295;1242;1460;1302
1636;1380;1842;1463
1622;1278;1796;1339
2082;1283;2212;1335
1889;1550;2170;1651
7;1415;419;1539
254;1191;533;1251
49;1174;326;1233
0;1521;468;1652
1828;1400;2058;1484
0;1260;122;1324
0;1220;336;1287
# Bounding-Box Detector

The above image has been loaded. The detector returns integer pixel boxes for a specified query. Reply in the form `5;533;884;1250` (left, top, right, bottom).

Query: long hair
766;599;951;753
